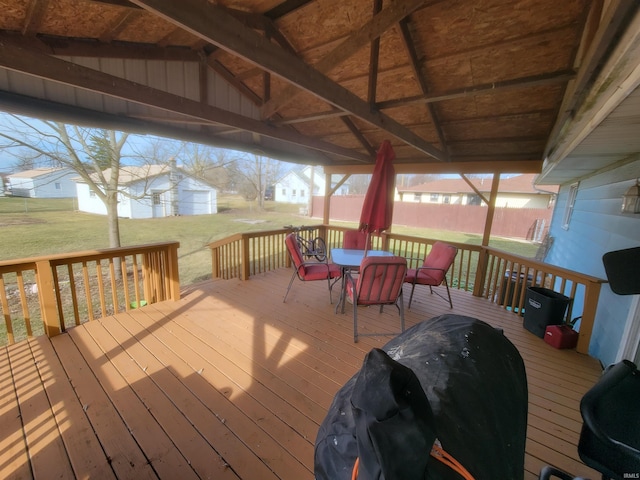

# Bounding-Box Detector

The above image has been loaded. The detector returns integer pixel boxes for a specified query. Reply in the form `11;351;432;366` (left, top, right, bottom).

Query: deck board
1;268;604;479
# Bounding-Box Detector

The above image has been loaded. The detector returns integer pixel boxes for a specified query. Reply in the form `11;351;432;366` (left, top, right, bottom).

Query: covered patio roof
0;1;638;181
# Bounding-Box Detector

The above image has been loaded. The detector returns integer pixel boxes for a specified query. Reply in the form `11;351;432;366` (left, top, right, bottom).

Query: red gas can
544;325;579;349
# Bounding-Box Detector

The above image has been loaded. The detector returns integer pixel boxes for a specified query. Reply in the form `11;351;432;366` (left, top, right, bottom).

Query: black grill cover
314;314;528;480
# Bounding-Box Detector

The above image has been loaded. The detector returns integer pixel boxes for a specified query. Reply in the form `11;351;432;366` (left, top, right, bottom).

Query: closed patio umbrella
359;140;396;248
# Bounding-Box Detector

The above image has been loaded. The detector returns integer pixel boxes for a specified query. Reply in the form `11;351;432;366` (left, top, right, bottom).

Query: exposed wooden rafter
398;17;449;161
376;70;576;110
129;0;446;162
0;40;370;162
259;0;427;119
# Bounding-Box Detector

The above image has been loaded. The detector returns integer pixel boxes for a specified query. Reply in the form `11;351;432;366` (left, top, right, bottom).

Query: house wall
77;173;216;219
275;174;309;204
9;170;77;198
399;191;551;208
178;176;217;215
496;193;551;209
546;158;640;366
128;174;217;218
400;192;465;204
76;183;108;215
8;177;35;197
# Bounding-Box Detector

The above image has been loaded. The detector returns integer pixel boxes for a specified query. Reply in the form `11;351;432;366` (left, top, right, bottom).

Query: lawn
0;196;539;286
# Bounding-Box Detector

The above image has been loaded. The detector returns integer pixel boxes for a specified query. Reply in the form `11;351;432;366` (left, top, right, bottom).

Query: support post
35;260;61;337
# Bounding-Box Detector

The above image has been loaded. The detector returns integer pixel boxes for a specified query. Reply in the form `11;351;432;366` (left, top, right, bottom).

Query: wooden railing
0;242;180;346
209;226;606;353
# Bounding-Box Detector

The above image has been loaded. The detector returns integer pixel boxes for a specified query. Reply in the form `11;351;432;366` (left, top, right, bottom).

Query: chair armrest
405;257;424;269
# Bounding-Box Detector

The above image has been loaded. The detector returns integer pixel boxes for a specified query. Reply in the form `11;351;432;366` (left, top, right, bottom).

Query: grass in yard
1;196;539;285
1;196;306;284
1;195;541;346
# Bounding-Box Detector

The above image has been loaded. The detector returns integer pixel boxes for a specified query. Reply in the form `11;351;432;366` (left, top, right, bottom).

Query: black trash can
498;271;534;308
523;287;571;338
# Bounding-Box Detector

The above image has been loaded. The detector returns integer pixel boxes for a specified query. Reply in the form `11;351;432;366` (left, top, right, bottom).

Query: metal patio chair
404;241;458;309
283;233;341;303
344;255;407;343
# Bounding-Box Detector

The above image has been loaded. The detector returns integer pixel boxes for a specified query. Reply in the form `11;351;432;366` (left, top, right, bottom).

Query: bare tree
229;152;283;209
10;147;41;171
179;144;236;191
0;116;129;248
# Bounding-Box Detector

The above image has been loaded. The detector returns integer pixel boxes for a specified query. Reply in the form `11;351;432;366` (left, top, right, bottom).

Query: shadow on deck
1;268;602;479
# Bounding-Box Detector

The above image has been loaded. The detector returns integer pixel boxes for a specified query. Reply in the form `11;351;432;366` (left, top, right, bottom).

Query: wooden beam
259;0;427;118
207;58;264;106
482;175;501;246
273;109;348;125
460;174;490;205
0;89;333;166
128;0;445;161
0;40;370;162
0;33;201;61
367;0;383;106
323;160;543;175
323;173;331;225
376;70;576;109
341;117;376;158
265;0;313;20
398;17;449;160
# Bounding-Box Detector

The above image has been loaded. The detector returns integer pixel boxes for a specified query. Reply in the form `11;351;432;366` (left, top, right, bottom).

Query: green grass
0;196;538;286
1;195;540;346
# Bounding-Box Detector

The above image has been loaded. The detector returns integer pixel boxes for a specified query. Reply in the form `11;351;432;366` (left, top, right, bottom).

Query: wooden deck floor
1;268;603;480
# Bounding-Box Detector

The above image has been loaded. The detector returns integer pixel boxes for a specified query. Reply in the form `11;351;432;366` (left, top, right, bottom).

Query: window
292;189;297;196
89;190;96;198
430;193;439;202
152;193;161;205
282;188;286;196
443;195;451;204
562;182;579;229
300;189;305;197
414;193;421;202
55;182;61;190
467;194;482;206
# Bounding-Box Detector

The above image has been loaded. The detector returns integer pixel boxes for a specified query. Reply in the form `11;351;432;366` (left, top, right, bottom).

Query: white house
7;167;77;198
274;166;349;204
75;164;217;219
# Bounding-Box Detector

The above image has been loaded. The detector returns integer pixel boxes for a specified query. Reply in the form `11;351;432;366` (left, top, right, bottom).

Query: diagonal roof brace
130;0;447;162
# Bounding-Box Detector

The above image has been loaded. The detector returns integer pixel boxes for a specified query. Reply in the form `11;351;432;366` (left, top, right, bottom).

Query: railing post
318;224;328;242
167;243;180;301
576;280;602;354
35;260;61;337
142;252;154;303
211;246;220;279
241;234;251;280
472;247;490;297
380;232;390;251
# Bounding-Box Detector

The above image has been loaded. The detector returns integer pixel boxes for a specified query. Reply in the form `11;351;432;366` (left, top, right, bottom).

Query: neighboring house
275;166;349;204
7;167;77;198
75;164;217;219
397;174;558;209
